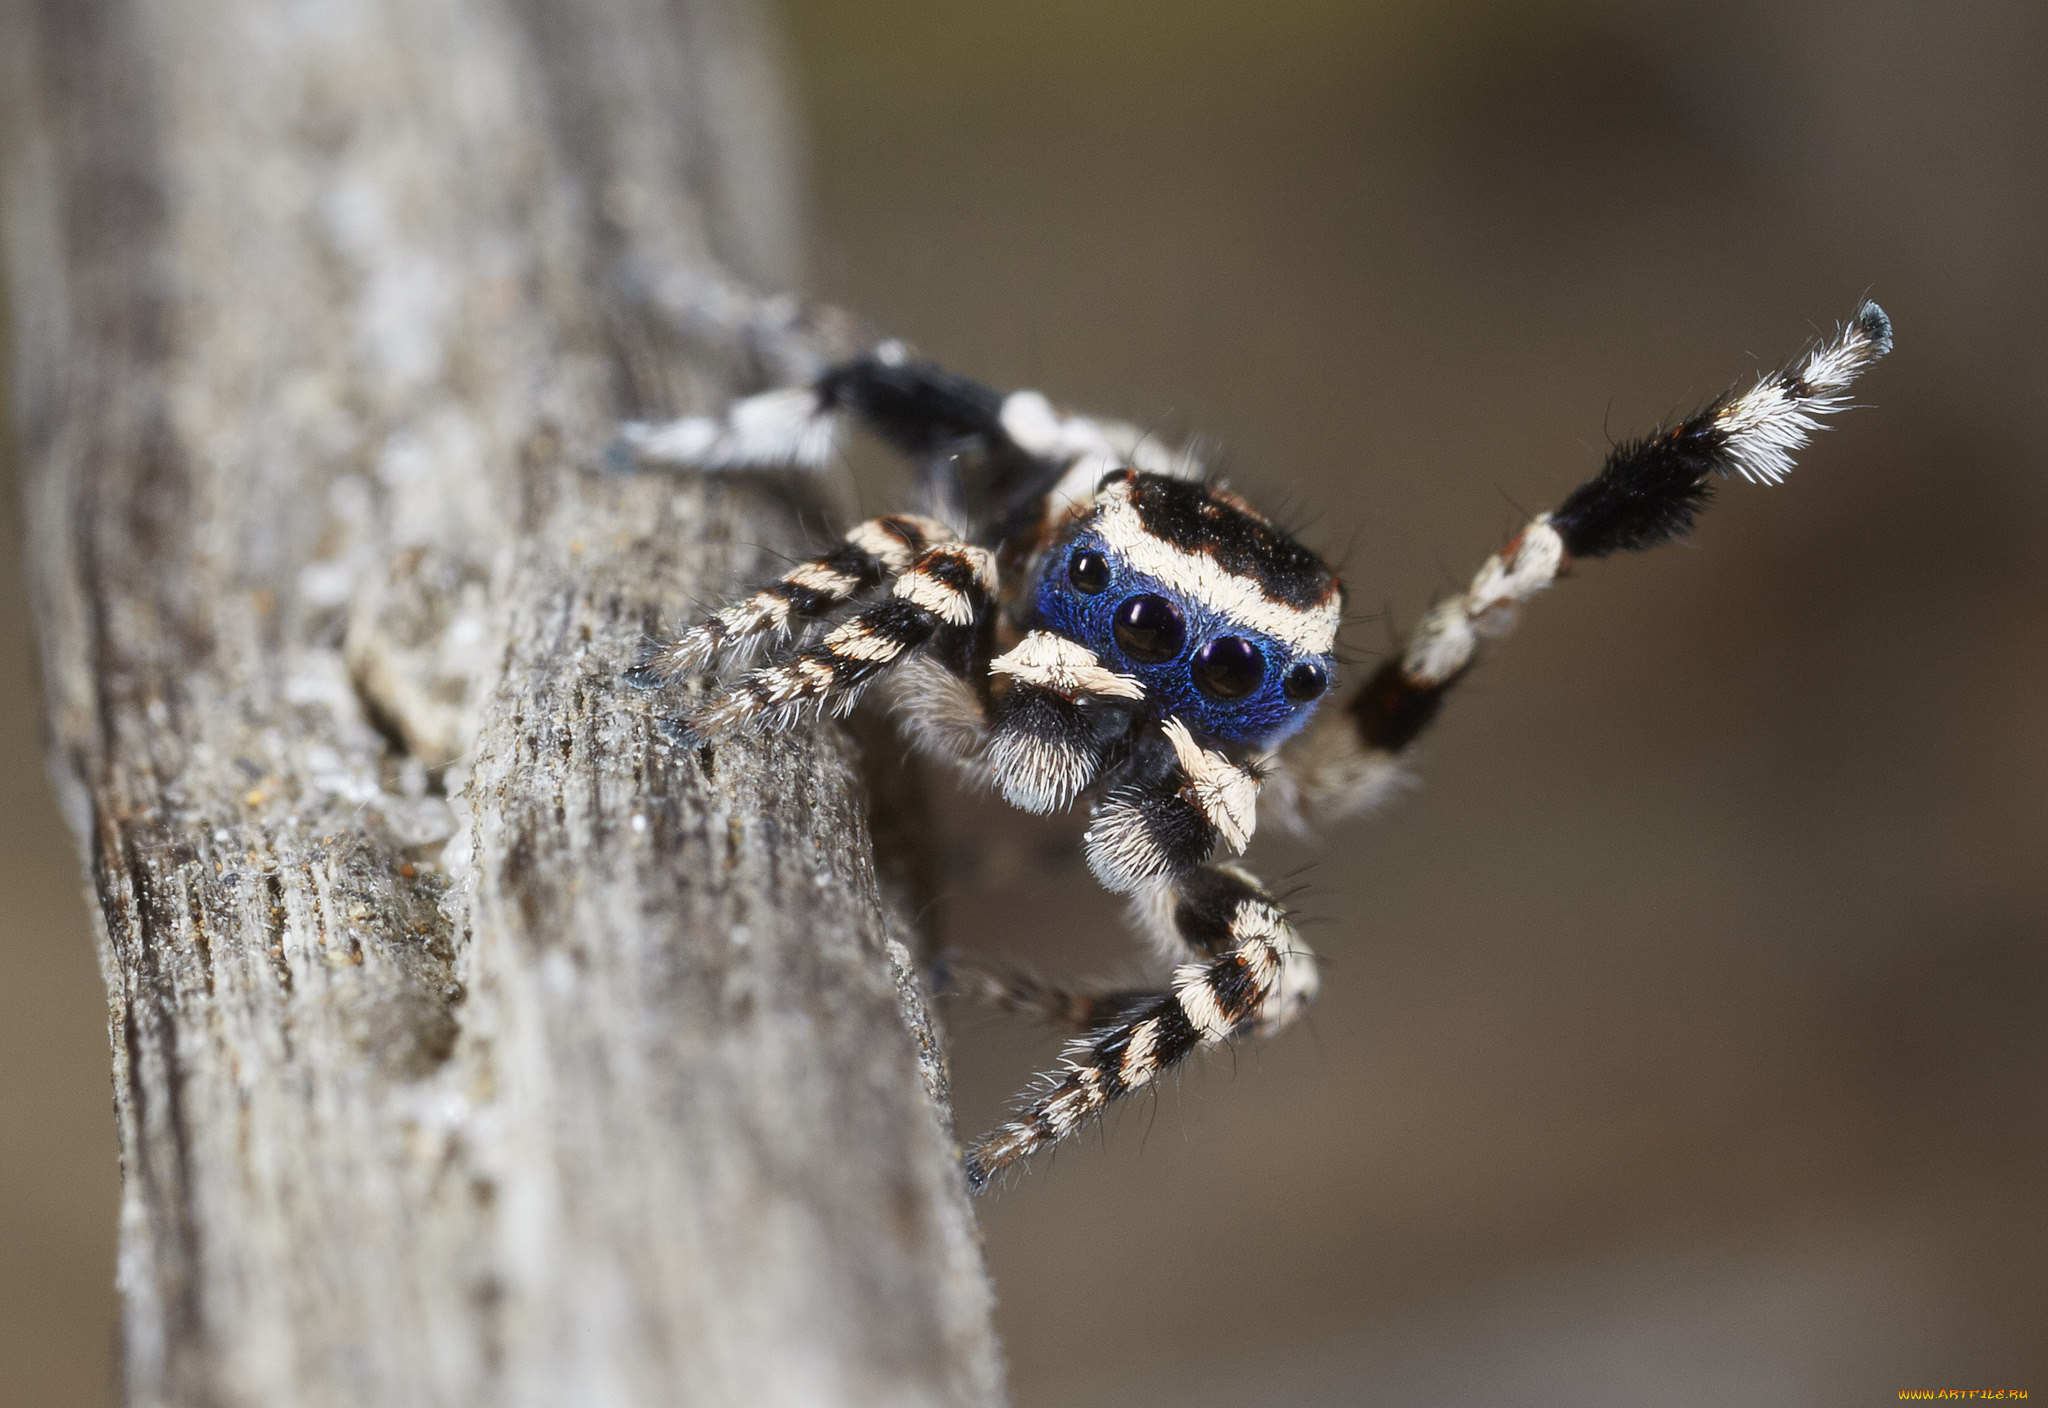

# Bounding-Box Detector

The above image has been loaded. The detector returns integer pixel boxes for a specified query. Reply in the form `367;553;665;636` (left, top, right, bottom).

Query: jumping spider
622;301;1893;1191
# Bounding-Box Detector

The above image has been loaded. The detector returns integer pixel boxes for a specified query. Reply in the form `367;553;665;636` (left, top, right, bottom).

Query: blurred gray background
5;0;2045;1404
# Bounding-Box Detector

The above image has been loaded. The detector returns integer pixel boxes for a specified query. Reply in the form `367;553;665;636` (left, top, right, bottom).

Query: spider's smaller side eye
1068;549;1109;595
1283;661;1328;703
1112;594;1186;663
1192;636;1265;701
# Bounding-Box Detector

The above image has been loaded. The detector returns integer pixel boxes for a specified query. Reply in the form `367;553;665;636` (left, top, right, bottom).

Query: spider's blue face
1031;473;1342;745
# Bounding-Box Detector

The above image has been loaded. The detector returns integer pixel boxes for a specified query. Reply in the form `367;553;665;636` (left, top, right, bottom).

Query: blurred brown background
6;0;2045;1404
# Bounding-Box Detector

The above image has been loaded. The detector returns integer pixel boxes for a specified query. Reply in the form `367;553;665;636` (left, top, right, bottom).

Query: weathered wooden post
1;0;1001;1402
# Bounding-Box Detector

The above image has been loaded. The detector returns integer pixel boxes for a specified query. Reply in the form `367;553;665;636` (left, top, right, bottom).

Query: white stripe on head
1093;482;1340;655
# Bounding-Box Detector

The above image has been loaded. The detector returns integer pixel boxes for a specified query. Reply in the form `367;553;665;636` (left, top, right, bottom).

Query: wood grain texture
0;0;1001;1403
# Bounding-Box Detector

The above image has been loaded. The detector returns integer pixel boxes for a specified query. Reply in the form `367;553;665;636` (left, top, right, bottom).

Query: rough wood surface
0;0;1001;1403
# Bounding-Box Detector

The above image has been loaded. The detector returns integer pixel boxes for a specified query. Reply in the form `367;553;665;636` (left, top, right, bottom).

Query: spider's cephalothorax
622;304;1894;1192
1034;472;1340;745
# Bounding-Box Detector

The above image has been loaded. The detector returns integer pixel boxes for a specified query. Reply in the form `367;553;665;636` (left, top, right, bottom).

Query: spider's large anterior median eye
1112;594;1186;663
1192;636;1265;701
1282;661;1328;703
1067;549;1109;595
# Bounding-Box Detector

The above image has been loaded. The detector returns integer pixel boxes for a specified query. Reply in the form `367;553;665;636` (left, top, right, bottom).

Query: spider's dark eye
1111;594;1186;663
1192;636;1265;701
1282;661;1329;703
1067;549;1109;595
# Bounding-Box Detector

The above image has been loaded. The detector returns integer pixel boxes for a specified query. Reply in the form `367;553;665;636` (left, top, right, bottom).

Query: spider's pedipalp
980;630;1147;814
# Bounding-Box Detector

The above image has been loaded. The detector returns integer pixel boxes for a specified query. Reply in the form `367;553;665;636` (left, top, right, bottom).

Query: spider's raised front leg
1270;300;1895;828
961;860;1318;1192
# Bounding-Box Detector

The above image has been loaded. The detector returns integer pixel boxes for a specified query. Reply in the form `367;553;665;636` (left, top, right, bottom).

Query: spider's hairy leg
1084;716;1262;892
1273;300;1894;827
619;342;1014;473
934;953;1157;1033
962;863;1318;1193
627;514;955;688
673;543;998;742
619;340;1205;533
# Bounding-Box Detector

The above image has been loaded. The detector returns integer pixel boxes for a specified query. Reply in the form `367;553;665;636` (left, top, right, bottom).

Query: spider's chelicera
620;302;1894;1192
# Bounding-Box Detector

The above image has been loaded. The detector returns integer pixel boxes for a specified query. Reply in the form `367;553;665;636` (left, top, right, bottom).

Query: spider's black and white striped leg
962;863;1318;1192
621;343;1205;527
1272;300;1895;827
621;342;1015;472
1083;716;1263;893
675;542;999;742
626;513;955;689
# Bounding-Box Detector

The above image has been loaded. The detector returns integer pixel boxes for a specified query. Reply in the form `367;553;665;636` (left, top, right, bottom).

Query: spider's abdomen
1030;471;1341;745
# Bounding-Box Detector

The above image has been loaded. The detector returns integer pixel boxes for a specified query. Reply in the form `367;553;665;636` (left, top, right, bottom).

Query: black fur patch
1349;658;1455;753
820;541;891;587
875;515;936;558
963;1154;992;1193
858;597;942;648
1204;950;1263;1027
1083;1027;1136;1100
1174;866;1266;957
1110;471;1339;611
1144;1000;1202;1068
1139;788;1221;876
1550;412;1725;559
914;547;989;598
814;599;937;690
777;582;845;618
818;354;1006;457
623;640;675;691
